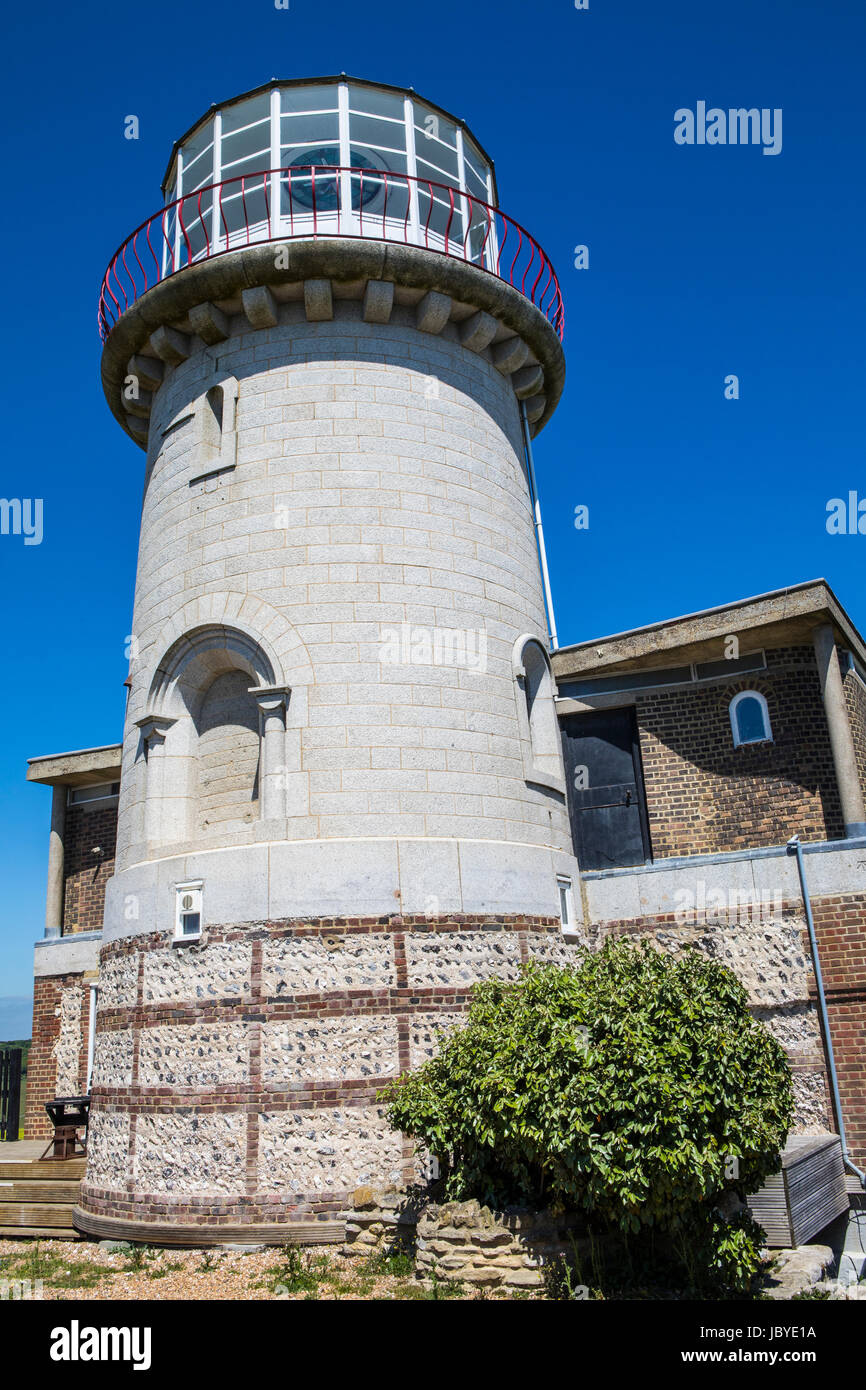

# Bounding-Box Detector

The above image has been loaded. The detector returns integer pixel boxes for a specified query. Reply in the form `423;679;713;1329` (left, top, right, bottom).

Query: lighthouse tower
78;76;578;1244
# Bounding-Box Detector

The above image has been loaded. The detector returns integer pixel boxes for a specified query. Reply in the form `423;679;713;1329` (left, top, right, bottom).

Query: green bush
382;941;793;1293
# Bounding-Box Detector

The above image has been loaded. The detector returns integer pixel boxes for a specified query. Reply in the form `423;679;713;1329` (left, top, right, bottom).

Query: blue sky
1;0;864;1025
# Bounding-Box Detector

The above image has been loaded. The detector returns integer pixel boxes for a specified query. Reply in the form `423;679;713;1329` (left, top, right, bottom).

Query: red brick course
25;972;94;1141
62;802;117;934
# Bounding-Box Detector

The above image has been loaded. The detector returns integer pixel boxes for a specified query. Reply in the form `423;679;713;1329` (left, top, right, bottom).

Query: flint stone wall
257;1106;404;1192
52;985;84;1095
261;933;395;995
405;931;523;985
261;1017;399;1082
142;942;252;1004
138;1022;250;1088
135;1113;247;1194
91;1030;135;1088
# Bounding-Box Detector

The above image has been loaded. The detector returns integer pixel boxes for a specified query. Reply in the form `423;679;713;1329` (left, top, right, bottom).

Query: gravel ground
0;1237;525;1301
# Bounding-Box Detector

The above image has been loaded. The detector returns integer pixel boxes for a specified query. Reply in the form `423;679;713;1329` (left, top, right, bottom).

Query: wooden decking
0;1141;85;1239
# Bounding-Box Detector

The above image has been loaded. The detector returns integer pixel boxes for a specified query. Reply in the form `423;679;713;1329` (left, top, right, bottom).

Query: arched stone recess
131;593;314;853
512;632;567;796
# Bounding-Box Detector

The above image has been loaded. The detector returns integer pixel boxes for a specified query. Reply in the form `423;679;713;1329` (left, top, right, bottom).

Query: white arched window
512;634;565;792
729;690;772;747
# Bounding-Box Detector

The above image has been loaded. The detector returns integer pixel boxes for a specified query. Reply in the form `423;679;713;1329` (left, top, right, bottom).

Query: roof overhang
27;744;123;788
552;580;866;682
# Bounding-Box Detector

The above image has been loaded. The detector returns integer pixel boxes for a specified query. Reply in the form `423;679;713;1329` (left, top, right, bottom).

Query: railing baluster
97;164;564;343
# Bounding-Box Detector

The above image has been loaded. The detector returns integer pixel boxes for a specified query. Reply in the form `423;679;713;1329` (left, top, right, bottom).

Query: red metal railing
97;165;564;342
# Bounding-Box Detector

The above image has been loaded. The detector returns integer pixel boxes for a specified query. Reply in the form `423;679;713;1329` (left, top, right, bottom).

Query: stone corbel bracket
102;239;565;450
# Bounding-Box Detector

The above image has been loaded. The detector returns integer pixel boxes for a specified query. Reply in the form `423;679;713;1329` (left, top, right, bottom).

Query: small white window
174;881;203;941
557;875;576;932
68;781;120;806
729;690;772;747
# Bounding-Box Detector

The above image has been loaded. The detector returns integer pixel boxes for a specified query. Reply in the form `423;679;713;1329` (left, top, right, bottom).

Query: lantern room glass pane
348;113;407;166
413;103;459;182
222;92;270;138
280;83;339;114
347;84;405;122
463;140;489;202
221;93;270;180
183;118;215;193
280;112;339;148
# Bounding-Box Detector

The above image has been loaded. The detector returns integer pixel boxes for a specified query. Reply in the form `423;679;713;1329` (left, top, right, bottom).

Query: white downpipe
521;401;559;652
85;983;98;1093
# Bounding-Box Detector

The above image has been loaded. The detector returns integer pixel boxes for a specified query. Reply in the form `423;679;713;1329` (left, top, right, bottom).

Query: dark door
0;1048;22;1142
560;707;652;871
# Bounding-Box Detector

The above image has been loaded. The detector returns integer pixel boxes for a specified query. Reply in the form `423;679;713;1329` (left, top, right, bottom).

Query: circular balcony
97;163;564;344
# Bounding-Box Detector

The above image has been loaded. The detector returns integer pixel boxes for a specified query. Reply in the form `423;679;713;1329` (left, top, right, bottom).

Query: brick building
19;75;866;1245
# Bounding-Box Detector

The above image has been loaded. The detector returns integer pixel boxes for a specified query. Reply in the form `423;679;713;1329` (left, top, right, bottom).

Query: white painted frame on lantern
161;78;499;269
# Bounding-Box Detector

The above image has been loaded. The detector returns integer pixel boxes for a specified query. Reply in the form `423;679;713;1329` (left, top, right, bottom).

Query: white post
337;81;353;236
404;97;421;247
85;983;98;1092
270;86;281;241
173;148;184;271
455;126;469;259
211;109;223;252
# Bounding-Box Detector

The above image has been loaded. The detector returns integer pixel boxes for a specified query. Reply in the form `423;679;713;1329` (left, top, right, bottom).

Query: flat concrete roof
27;744;123;788
552;580;866;679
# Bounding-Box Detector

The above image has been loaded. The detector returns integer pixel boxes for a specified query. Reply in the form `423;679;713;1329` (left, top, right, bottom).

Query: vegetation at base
0;1242;111;1292
382;943;794;1296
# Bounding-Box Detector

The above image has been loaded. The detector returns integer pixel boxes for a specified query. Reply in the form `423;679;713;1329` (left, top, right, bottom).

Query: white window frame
67;781;120;807
729;690;773;747
557;875;576;932
174;880;204;943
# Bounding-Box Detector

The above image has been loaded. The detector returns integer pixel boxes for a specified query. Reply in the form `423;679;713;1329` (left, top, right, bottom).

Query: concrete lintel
188;301;231;344
34;931;103;979
27;745;123;787
492;336;529;374
459;310;498;353
126;355;164;391
362;279;395;324
304;279;334;322
150;324;191;365
580;835;866;881
242;286;279;329
512;363;545;399
416;290;452;334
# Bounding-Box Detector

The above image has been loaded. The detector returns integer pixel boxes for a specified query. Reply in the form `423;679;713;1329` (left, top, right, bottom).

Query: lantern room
160;76;498;267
